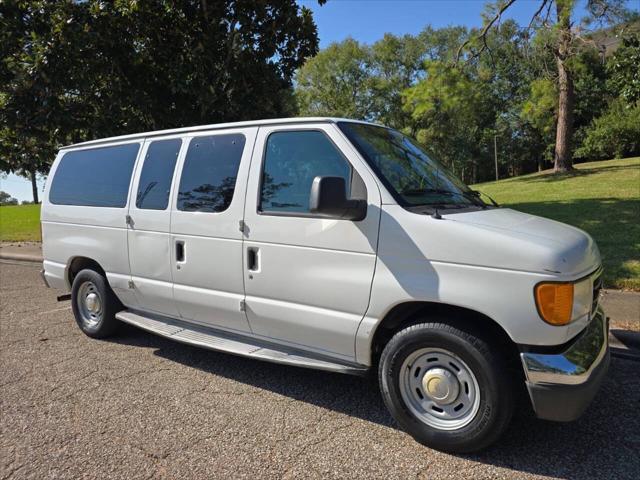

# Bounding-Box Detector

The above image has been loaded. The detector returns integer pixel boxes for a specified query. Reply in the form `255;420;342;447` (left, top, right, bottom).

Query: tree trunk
554;58;574;172
553;1;575;173
30;169;39;204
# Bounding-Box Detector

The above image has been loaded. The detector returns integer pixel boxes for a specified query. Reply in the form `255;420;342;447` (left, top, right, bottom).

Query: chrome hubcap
422;367;459;404
77;281;102;328
85;293;100;313
400;348;480;431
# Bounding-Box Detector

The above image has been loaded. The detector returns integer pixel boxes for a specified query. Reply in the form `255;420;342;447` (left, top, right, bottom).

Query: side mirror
309;176;367;221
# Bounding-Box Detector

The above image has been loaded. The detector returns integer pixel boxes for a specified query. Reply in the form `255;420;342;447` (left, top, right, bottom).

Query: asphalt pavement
1;260;639;479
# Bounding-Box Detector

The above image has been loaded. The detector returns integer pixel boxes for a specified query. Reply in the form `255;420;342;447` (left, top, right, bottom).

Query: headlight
535;278;592;326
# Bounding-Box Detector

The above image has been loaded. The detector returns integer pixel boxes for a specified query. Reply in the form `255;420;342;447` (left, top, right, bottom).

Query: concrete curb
0;253;43;263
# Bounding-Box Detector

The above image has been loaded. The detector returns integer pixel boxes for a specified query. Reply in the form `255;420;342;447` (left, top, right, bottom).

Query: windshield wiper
401;188;453;196
470;190;500;207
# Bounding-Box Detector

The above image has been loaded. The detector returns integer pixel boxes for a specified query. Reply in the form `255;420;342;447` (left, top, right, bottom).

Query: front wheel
378;321;514;453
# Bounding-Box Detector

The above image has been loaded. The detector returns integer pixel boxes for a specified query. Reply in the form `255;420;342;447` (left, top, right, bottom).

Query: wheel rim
76;281;103;329
399;348;481;431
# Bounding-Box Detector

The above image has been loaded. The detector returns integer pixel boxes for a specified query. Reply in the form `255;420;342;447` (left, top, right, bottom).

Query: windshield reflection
338;122;485;209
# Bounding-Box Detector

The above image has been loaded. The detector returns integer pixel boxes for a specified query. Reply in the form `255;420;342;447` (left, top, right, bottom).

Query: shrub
575;100;640;160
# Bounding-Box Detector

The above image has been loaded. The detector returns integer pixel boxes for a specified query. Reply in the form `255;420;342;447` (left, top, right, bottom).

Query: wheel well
67;257;106;287
371;302;521;372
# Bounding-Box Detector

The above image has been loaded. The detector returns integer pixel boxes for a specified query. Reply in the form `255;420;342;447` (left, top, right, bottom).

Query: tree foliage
0;190;18;205
606;33;640;105
295;38;371;119
576;100;640;159
459;0;631;173
403;62;490;181
0;0;320;201
294;10;639;183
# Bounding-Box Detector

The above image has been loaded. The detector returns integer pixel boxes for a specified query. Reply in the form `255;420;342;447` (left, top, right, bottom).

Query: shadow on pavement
111;323;640;479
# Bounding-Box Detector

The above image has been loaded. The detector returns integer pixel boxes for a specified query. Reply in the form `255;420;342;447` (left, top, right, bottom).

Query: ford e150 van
41;118;609;452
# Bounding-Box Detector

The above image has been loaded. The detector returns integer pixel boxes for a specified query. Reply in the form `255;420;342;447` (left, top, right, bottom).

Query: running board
115;310;368;376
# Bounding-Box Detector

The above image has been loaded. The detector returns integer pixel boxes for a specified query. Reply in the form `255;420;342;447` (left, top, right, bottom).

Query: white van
41;118;608;452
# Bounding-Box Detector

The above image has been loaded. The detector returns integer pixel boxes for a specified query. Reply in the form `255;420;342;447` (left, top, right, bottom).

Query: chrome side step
115;310;368;376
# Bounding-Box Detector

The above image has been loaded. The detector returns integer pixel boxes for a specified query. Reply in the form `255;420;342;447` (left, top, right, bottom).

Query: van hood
442;208;600;276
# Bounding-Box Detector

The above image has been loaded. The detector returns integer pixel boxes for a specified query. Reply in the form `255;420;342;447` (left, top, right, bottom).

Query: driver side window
260;131;351;214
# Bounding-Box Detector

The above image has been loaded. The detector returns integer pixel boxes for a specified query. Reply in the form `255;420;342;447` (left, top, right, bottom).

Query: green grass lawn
474;157;640;291
0;204;41;242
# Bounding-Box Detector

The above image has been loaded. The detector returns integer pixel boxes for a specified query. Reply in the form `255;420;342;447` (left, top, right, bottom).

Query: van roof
60;117;381;150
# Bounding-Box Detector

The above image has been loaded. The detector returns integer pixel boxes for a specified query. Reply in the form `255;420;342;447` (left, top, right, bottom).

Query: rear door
241;123;381;360
127;136;183;317
170;128;257;333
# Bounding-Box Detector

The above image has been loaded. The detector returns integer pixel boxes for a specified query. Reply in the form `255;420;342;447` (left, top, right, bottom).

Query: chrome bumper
521;307;608;385
520;307;609;421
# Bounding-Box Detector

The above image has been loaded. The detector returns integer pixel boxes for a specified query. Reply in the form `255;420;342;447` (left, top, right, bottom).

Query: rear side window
136;139;182;210
260;131;351;214
177;134;245;212
49;143;140;207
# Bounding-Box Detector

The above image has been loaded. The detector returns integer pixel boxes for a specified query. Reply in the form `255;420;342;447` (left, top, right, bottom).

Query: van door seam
239;127;261;333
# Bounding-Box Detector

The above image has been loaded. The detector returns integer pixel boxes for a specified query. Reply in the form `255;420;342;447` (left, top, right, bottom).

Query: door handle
247;247;260;272
176;240;186;264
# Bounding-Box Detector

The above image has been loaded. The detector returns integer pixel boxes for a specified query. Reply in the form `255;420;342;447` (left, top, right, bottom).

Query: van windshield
338;122;485;209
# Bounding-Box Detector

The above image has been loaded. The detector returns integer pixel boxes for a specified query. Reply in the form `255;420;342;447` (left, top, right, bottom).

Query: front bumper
520;307;609;422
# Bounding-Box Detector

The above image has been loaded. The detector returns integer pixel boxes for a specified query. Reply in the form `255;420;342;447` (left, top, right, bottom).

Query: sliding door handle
176;240;186;264
247;247;260;272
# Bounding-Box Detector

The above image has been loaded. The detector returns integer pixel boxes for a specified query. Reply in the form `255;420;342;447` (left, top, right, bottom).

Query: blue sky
300;0;611;48
3;0;638;201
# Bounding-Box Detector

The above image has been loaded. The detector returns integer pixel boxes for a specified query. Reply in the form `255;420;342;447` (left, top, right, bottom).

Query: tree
607;32;640;105
477;20;547;176
295;38;372;119
403;61;492;183
521;78;557;165
367;33;427;129
0;0;320;202
458;0;630;173
575;99;640;159
295;27;469;129
0;190;18;205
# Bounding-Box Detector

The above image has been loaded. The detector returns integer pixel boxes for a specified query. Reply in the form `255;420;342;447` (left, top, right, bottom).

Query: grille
592;270;603;314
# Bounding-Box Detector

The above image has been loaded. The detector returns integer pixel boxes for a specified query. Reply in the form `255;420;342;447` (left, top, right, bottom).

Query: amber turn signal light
535;282;574;326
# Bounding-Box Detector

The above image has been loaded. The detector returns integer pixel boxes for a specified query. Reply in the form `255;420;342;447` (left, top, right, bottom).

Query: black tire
378;321;514;453
71;269;122;339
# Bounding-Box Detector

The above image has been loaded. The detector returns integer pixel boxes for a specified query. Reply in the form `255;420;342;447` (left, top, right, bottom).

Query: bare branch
542;0;554;26
455;0;517;63
528;0;550;30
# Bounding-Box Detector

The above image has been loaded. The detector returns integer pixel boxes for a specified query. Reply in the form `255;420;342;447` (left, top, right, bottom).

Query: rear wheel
71;269;121;338
378;321;514;453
